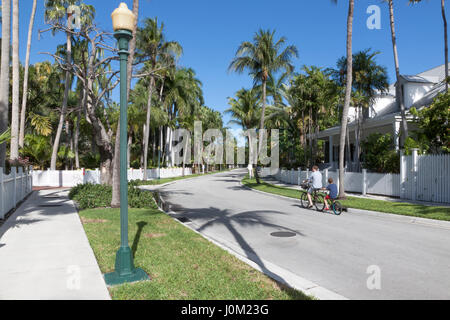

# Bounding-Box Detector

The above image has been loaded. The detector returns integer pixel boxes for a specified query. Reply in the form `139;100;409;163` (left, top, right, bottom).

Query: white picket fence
32;167;193;188
260;168;401;198
0;167;33;219
260;149;450;204
401;150;450;203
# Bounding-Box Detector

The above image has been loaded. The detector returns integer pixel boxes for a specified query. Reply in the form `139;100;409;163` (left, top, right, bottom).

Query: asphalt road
157;169;450;300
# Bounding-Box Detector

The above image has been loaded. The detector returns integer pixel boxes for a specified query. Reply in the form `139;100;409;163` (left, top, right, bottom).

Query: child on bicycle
323;178;338;211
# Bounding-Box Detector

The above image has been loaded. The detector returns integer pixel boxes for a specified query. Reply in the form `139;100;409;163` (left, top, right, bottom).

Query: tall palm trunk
112;0;139;207
19;0;37;148
10;0;19;161
0;0;11;168
388;0;408;143
143;76;155;180
338;0;354;199
443;0;449;91
255;77;267;184
50;32;72;170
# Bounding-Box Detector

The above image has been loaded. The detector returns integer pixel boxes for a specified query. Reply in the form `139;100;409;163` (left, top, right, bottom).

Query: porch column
329;135;334;167
393;120;401;151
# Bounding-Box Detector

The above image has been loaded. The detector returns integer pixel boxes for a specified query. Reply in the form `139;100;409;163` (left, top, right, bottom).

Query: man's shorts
307;187;319;194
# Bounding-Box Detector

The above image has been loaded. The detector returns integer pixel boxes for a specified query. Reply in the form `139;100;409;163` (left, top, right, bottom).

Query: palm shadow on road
170;205;308;299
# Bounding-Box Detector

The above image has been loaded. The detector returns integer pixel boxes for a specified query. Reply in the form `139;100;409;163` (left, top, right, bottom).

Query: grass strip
80;206;311;300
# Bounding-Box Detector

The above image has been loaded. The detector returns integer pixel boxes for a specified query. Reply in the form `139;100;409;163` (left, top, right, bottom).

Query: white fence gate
401;150;450;203
0;167;33;219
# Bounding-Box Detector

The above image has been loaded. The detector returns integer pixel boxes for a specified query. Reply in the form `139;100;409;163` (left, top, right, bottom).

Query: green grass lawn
242;177;450;222
80;207;311;300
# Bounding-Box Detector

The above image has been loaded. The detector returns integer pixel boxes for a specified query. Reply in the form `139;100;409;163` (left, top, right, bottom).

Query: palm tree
229;29;298;167
10;0;20;161
443;0;449;91
45;0;95;170
0;0;11;168
335;49;389;171
136;17;182;179
226;88;261;168
410;0;448;91
332;0;354;199
163;67;203;166
387;0;408;143
19;0;38;149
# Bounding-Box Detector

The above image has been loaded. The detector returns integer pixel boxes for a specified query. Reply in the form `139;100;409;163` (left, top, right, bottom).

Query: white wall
32;168;193;188
404;82;434;109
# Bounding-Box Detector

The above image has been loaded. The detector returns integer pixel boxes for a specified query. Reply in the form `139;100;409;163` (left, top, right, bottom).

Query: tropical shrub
361;133;400;174
410;91;450;154
69;183;157;210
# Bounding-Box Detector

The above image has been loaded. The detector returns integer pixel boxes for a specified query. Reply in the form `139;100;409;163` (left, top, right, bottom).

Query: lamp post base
104;247;150;286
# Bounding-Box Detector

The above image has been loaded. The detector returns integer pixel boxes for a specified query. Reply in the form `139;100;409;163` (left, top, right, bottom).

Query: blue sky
12;0;449;128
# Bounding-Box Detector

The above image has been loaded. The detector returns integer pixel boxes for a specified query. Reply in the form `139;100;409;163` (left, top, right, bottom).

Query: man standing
307;166;323;208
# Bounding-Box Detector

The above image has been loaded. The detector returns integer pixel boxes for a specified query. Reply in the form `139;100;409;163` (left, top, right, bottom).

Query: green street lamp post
104;2;149;286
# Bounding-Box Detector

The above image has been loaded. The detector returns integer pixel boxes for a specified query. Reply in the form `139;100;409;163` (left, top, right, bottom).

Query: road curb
152;187;348;301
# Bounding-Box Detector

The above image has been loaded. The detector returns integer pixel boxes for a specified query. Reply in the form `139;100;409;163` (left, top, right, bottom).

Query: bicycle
300;182;326;212
300;182;343;215
327;197;343;216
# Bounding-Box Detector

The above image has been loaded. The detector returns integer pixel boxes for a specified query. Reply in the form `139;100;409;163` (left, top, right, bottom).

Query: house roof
410;82;447;109
315;112;409;139
400;75;435;84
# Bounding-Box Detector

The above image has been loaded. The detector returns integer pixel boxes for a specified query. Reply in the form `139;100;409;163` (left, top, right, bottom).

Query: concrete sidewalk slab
0;190;110;300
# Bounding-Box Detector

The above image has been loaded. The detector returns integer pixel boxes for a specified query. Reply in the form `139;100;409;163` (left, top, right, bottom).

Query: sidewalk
261;176;450;208
0;189;110;300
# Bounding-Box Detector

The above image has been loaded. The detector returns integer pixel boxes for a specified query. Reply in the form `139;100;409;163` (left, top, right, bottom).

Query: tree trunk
255;79;267;184
127;135;132;169
10;0;19;161
388;0;408;144
19;0;37;149
339;0;354;199
152;127;156;166
443;0;449;91
51;32;72;170
354;106;362;172
112;0;139;207
74;87;86;169
143;76;155;180
0;0;11;168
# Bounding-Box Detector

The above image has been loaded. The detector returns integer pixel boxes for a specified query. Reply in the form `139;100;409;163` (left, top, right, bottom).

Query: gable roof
400;75;435;84
410;82;447;109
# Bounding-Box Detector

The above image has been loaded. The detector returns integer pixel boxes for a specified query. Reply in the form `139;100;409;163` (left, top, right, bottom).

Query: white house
317;63;449;169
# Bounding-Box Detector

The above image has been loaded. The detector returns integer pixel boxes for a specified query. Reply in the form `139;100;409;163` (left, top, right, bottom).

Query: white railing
32;167;193;188
260;151;450;204
0;167;33;219
260;167;401;198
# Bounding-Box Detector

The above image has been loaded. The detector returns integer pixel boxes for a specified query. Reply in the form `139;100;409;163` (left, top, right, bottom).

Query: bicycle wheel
300;192;309;208
332;201;343;215
314;193;326;212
